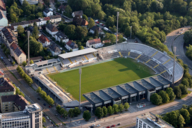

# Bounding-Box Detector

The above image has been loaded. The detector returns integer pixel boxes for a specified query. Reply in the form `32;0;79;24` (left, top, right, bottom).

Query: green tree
75;26;88;40
158;90;170;103
174;86;182;99
113;104;119;114
119;104;124;112
32;24;39;39
150;93;162;105
64;5;72;17
83;110;91;121
17;25;24;35
103;106;108;117
83;14;88;21
97;11;106;20
95;107;103;118
179;84;188;95
30;60;34;64
44;0;50;6
108;106;114;115
73;107;81;117
37;87;42;93
178;114;185;128
180;108;190;124
42;117;46;123
186;45;192;60
124;102;130;111
106;16;115;27
64;25;76;39
166;87;176;101
88;18;95;29
22;61;27;67
68;109;74;118
56;105;62;114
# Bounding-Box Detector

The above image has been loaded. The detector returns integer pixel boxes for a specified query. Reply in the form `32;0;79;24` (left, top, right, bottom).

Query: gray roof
59;48;97;59
73;10;83;17
46;24;58;32
56;31;68;39
83;75;171;104
44;8;50;13
49;44;61;53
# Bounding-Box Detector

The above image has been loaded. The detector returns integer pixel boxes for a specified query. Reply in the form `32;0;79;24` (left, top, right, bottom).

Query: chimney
156;117;159;122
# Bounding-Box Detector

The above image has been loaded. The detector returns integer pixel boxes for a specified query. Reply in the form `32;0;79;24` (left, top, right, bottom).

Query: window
20;57;22;63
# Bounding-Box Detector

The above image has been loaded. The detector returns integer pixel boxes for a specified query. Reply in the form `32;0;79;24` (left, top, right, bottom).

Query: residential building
0;0;6;16
136;112;174;128
10;43;26;64
46;24;58;36
49;15;62;23
0;103;43;128
58;5;66;13
38;34;50;47
89;26;104;35
65;40;78;52
72;10;83;18
30;56;43;63
49;44;61;56
54;31;69;43
0;77;15;98
86;38;103;48
19;0;38;5
11;15;62;31
1;27;17;47
43;8;53;17
73;16;88;27
102;40;111;44
57;0;68;3
0;95;29;113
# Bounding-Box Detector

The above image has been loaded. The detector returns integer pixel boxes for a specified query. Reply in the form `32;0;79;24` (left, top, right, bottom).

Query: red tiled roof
10;43;18;50
81;19;88;26
66;40;73;45
87;38;101;45
0;71;3;76
44;17;50;21
102;40;111;43
38;35;50;43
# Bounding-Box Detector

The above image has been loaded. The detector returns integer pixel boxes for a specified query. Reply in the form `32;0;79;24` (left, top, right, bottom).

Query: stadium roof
59;48;97;59
83;75;171;104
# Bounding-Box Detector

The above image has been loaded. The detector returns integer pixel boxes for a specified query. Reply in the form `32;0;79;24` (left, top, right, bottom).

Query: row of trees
37;87;54;106
95;103;130;119
184;30;192;60
12;83;25;97
150;85;188;105
8;0;44;22
162;105;192;128
16;66;33;85
56;105;81;118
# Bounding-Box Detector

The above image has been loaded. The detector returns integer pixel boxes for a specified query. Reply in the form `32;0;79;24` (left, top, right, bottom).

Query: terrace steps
68;58;73;64
163;59;171;65
135;54;141;60
119;52;123;57
84;55;89;60
46;68;50;74
146;59;151;63
154;64;159;68
151;51;158;57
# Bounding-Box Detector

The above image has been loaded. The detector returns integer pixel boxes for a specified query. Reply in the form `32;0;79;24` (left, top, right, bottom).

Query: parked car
103;27;109;31
43;103;46;106
37;98;40;100
111;125;116;127
117;123;120;126
96;124;100;127
106;126;110;128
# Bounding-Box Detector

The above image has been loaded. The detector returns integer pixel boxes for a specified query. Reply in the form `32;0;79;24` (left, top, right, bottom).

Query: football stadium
27;42;183;109
48;57;154;101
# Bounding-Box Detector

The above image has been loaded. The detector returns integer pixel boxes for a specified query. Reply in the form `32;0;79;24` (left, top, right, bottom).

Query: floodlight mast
116;12;119;45
27;31;30;66
79;68;82;110
172;47;176;87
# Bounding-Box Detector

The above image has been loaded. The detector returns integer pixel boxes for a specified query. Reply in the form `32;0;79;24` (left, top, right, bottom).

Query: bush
124;102;130;110
73;107;81;117
95;107;103;118
174;86;182;99
17;66;33;85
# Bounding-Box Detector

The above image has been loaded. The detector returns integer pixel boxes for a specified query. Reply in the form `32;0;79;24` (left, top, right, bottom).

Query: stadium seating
97;43;183;82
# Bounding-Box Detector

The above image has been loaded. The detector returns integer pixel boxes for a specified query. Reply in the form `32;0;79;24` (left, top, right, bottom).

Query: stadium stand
97;43;183;83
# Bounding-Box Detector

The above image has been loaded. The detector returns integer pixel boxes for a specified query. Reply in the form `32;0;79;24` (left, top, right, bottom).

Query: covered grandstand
83;75;171;109
59;48;98;67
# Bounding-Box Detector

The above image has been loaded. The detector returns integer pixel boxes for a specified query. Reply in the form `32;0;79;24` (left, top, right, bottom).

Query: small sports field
48;58;154;101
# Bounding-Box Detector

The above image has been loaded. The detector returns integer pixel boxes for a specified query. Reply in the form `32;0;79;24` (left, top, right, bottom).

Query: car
49;106;51;108
95;20;98;22
106;126;110;128
103;27;109;31
96;124;100;127
43;103;46;106
92;124;95;126
96;21;99;24
37;98;40;100
111;125;115;127
117;123;120;126
55;114;58;116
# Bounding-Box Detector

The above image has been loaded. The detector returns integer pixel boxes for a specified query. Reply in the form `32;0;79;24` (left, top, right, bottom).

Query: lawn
48;58;154;101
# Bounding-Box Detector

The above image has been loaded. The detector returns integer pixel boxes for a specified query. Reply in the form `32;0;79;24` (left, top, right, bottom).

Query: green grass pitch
48;58;154;101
